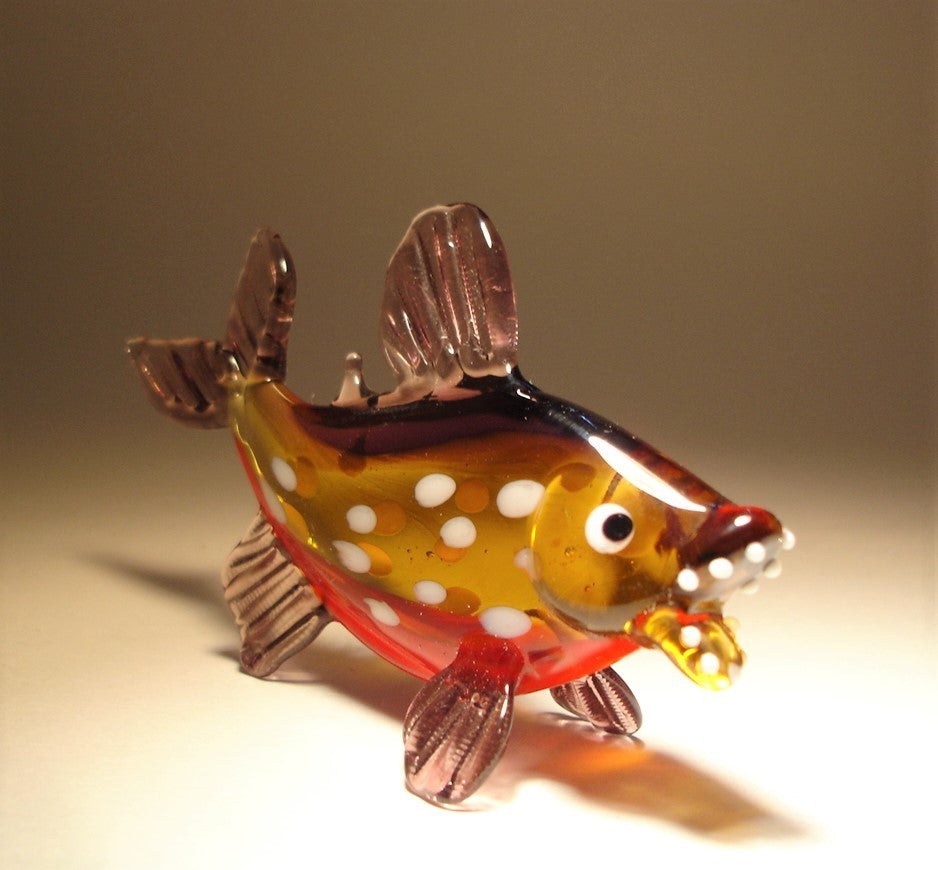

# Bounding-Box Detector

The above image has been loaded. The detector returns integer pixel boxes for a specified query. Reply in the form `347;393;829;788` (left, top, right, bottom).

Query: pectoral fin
550;667;642;734
223;513;331;677
633;607;744;691
403;635;523;805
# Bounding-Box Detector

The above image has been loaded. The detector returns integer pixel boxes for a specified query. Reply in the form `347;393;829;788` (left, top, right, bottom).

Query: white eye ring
585;503;635;554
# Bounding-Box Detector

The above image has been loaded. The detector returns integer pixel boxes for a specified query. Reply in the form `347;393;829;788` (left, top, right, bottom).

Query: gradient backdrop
2;2;935;866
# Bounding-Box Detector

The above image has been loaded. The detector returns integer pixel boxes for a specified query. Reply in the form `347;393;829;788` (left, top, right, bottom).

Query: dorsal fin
380;204;518;401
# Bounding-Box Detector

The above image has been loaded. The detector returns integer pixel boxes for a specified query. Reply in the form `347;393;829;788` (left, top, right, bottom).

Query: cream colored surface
1;435;934;866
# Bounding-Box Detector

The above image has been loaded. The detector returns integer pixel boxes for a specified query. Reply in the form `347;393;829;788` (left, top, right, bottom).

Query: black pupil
602;512;633;541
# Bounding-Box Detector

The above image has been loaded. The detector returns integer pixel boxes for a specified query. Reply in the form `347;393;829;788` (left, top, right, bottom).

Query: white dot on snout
763;560;782;579
677;568;700;592
708;557;734;580
744;542;766;564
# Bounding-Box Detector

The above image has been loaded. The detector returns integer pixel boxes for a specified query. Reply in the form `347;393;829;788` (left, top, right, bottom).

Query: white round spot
782;527;796;550
708;557;734;580
269;456;297;492
439;516;476;548
744;542;766;564
742;579;760;594
364;597;400;626
699;652;721;675
679;625;702;648
413;580;447;605
414;473;456;508
332;540;371;573
762;560;782;579
496;480;545;518
676;568;700;592
346;504;377;534
259;479;286;524
479;606;532;638
513;547;537;579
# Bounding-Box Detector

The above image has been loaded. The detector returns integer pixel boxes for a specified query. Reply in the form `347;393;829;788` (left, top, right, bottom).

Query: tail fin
127;229;297;428
223;228;296;382
126;336;233;428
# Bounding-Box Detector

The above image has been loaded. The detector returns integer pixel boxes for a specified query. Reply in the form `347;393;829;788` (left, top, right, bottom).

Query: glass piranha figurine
128;203;793;806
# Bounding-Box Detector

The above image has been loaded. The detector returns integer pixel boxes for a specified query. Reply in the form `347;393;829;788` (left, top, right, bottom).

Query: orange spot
433;538;468;563
439;587;481;616
282;502;310;543
338;451;366;475
455;479;489;513
293;456;318;497
358;542;392;576
559;462;596;492
373;500;407;536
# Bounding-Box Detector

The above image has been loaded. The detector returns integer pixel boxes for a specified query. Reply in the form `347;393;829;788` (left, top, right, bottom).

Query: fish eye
585;503;635;554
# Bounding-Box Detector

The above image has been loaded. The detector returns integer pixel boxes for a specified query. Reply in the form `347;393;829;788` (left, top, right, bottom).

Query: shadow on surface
90;554;229;614
492;714;804;839
98;553;805;840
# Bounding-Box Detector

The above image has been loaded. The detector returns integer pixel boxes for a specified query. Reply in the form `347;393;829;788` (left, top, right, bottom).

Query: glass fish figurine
128;204;793;806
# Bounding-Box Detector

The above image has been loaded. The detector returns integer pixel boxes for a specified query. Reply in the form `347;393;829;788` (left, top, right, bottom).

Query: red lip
681;504;782;566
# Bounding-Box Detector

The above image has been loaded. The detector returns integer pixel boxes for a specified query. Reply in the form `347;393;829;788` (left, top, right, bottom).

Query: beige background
2;2;935;867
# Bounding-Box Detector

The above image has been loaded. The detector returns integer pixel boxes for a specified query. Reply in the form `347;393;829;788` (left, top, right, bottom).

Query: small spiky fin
380;204;518;403
222;512;331;677
127;229;297;427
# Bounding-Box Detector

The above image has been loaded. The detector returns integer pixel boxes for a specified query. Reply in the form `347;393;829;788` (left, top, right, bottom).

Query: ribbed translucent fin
223;513;331;677
128;228;297;426
127;337;231;428
550;667;643;734
403;635;522;805
381;203;518;401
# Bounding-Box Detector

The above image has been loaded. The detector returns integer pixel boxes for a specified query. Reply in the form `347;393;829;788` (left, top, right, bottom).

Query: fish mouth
676;517;795;611
629;511;793;688
631;606;744;690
